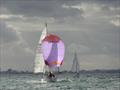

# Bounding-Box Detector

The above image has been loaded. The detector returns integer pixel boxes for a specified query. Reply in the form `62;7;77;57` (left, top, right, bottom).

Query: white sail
71;52;80;73
34;25;47;73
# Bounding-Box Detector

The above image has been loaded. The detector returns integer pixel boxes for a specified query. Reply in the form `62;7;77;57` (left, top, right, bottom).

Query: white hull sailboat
34;24;48;83
71;52;80;77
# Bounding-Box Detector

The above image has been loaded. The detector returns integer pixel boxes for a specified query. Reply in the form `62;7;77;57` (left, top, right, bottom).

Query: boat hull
47;77;57;82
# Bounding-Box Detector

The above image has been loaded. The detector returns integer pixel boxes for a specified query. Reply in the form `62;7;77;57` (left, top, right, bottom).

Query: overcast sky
0;0;120;71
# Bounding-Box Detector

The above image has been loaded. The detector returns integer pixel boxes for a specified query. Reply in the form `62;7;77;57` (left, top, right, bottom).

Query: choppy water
0;72;120;90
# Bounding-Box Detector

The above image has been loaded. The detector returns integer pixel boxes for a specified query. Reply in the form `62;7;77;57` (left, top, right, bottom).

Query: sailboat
34;24;65;82
41;34;65;82
71;52;80;77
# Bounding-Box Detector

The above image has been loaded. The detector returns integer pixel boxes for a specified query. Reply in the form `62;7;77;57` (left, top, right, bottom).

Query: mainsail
34;24;47;73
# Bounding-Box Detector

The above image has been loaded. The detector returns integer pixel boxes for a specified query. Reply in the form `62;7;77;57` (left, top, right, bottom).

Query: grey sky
0;0;120;71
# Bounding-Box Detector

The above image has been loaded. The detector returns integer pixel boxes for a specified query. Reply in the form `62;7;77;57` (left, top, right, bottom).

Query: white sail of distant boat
71;52;80;73
34;24;47;73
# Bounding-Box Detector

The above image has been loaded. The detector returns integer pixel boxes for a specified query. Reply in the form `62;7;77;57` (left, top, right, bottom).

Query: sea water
0;72;120;90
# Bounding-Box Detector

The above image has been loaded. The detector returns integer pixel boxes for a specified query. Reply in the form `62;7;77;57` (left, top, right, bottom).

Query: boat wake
57;78;72;82
26;79;47;84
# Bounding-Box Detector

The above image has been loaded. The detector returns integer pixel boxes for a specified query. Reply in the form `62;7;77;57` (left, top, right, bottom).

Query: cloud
109;7;120;11
0;21;34;71
0;21;34;54
3;16;56;31
67;43;90;54
110;19;120;27
62;3;102;18
0;14;25;20
0;21;19;43
1;0;80;18
1;0;119;32
24;47;34;55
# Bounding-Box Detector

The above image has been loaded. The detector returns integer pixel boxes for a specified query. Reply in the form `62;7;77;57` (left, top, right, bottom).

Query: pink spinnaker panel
41;35;65;67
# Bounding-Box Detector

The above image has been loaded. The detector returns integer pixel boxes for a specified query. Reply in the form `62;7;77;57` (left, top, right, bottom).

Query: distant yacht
71;52;80;75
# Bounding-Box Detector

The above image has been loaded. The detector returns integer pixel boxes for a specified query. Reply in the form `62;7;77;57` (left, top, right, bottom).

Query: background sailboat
71;52;80;76
34;24;47;74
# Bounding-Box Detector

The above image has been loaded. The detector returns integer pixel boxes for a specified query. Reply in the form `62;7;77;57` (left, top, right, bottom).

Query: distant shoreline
0;69;120;74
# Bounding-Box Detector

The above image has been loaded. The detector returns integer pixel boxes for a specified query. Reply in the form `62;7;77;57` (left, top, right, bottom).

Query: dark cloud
1;0;82;18
0;21;19;44
1;0;119;17
68;0;120;6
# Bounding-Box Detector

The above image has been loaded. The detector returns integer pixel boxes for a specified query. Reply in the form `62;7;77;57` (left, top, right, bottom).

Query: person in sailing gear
48;71;55;78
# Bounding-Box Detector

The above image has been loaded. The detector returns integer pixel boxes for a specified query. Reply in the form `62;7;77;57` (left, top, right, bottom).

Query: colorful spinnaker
41;34;65;68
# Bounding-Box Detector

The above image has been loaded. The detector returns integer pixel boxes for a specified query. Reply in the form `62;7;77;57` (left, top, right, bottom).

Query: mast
71;52;80;73
45;23;48;34
57;67;60;73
